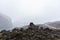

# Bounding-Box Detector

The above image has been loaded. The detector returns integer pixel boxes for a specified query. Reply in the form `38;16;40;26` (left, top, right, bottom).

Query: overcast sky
0;0;60;26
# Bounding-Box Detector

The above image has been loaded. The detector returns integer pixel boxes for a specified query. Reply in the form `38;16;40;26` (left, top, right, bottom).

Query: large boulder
0;14;13;30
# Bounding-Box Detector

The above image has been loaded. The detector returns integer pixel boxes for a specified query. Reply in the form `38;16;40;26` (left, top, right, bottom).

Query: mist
0;0;60;27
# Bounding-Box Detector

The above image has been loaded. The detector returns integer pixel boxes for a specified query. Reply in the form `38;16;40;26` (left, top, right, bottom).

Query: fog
0;0;60;27
0;14;13;30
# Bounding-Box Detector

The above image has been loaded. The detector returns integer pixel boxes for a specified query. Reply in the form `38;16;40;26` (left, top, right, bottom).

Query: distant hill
22;22;56;30
0;14;13;30
15;21;60;30
46;21;60;29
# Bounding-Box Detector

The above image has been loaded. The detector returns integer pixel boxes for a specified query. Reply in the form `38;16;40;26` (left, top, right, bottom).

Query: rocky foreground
0;23;60;40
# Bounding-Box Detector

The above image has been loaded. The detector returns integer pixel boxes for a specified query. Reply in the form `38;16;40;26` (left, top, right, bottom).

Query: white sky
0;0;60;26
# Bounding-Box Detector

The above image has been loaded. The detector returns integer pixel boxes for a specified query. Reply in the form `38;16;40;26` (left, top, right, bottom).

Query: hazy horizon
0;0;60;27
